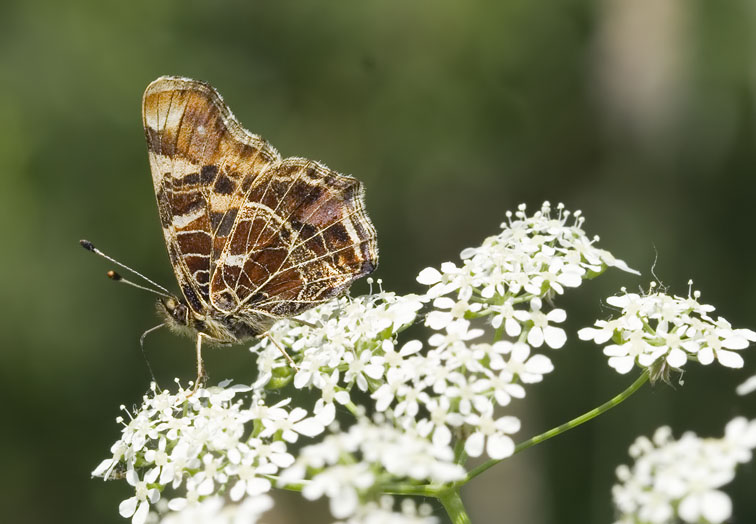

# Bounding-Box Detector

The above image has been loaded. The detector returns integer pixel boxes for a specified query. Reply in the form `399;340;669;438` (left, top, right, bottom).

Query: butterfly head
158;296;190;329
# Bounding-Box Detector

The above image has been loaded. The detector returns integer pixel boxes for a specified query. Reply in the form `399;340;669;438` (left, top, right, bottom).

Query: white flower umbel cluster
579;283;756;377
95;202;643;523
333;496;438;524
250;289;424;425
403;202;638;459
92;380;318;524
279;416;464;519
612;418;756;524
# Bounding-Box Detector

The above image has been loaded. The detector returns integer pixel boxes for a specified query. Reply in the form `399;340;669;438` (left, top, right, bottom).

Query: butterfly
88;76;377;385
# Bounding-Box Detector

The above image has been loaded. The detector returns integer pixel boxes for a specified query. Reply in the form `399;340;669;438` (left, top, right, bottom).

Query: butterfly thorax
157;296;273;344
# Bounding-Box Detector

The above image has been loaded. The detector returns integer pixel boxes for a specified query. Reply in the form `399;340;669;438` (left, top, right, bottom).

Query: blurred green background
2;0;755;522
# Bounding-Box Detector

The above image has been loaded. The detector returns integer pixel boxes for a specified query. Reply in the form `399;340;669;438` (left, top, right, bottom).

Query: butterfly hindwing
209;158;378;316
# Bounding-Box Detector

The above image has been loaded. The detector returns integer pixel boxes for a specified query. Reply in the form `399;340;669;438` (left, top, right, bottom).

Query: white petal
525;354;554;375
246;477;272;496
91;459;114;478
433;296;456;309
603;345;626;357
330;486;358;518
486;433;515;459
698;346;714;365
229;480;246;502
721;335;749;350
292;418;325;437
132;500;150;524
736;375;756;396
144;467;159;483
417;267;442;285
495;415;521;434
315;402;335;425
119;497;137;518
666;347;687;368
557;271;582;288
427;311;453;330
527;328;544;348
543;326;566;349
197;477;214;495
716;350;744;368
546;309;566;323
432;424;452;447
464;432;485;457
678;493;701;522
167;497;186;511
504;317;522;337
608;356;635;374
700;490;732;523
400;340;423;356
366;362;386;379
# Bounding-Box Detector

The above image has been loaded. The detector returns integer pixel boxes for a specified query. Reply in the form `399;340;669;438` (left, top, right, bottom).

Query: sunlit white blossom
96;202;650;523
93;382;297;523
279;417;465;518
580;284;756;376
612;418;756;524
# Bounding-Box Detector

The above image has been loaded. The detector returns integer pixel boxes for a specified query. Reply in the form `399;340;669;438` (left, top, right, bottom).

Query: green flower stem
461;369;650;484
438;488;471;524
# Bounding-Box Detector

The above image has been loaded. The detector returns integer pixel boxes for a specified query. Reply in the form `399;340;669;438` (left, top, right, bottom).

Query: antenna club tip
80;239;95;252
107;270;122;281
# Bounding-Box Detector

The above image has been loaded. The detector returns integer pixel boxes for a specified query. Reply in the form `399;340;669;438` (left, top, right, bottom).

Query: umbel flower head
93;202;655;523
579;282;756;380
612;418;756;524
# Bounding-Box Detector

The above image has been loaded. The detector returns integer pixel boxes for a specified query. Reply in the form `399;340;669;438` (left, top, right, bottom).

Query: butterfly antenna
80;239;173;297
105;270;171;298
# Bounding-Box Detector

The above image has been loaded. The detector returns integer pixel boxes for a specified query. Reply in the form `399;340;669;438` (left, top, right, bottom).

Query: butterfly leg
289;317;319;330
260;331;299;371
190;333;210;394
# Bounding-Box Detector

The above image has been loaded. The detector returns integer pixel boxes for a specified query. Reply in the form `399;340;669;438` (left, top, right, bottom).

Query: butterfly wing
142;76;280;313
210;157;378;317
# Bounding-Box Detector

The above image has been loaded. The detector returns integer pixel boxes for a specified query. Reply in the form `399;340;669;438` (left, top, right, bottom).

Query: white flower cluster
612;418;756;524
95;201;645;523
279;416;465;519
92;380;320;524
334;496;438;524
579;283;756;376
251;289;424;425
398;202;638;459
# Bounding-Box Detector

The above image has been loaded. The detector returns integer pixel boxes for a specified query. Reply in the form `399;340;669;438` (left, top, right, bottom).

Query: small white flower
260;406;325;443
344;350;385;392
504;342;554;383
463;412;520;459
119;468;160;524
525;298;567;349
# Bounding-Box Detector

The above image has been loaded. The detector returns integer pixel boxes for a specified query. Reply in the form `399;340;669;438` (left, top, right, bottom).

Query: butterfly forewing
142;76;378;334
142;77;281;313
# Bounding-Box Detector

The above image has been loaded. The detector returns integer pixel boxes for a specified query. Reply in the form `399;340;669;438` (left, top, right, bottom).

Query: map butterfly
86;76;378;382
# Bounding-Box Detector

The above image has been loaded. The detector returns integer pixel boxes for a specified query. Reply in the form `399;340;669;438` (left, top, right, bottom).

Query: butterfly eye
173;302;189;325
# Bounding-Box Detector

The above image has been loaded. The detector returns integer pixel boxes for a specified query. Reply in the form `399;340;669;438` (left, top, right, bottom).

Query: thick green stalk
438;488;471;524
